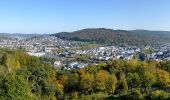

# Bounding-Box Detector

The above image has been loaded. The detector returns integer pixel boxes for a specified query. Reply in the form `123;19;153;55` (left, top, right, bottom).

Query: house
53;61;62;68
64;62;88;69
27;52;46;57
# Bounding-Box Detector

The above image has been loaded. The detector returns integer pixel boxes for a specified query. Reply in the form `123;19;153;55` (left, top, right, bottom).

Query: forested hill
1;49;170;99
52;28;170;46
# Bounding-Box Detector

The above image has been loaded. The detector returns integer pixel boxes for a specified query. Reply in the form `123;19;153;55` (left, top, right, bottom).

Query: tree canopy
0;49;169;99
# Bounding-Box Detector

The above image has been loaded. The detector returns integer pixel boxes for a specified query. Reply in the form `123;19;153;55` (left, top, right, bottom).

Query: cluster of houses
2;35;170;69
53;46;141;69
146;44;170;61
75;46;141;61
0;36;80;56
53;44;170;69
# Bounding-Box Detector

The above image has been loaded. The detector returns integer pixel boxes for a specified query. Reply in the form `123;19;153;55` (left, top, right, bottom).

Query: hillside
53;28;170;46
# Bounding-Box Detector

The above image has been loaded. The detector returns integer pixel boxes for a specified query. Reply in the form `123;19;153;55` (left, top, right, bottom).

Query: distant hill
52;28;170;46
0;33;47;39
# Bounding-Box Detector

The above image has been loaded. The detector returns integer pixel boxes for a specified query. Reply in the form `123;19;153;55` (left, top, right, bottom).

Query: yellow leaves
150;90;169;99
152;90;162;97
126;59;139;72
95;70;109;84
55;81;64;96
49;70;58;84
156;69;170;87
48;70;64;97
1;53;21;73
129;59;139;67
14;60;21;69
58;75;68;86
113;60;125;70
95;70;117;94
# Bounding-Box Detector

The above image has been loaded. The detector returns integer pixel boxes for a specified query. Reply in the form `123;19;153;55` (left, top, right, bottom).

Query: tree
126;88;144;99
142;71;156;88
1;53;20;73
65;73;79;93
156;69;170;88
58;75;68;86
55;81;64;99
1;53;12;73
105;61;116;74
164;63;170;73
112;60;125;71
106;75;117;94
149;90;169;99
95;70;109;93
49;70;64;99
126;59;139;72
116;72;128;95
29;66;51;97
41;81;56;99
0;75;31;99
28;56;41;68
126;72;141;88
79;71;94;94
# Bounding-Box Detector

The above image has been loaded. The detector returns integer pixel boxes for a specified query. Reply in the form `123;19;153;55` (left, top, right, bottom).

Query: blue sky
0;0;170;33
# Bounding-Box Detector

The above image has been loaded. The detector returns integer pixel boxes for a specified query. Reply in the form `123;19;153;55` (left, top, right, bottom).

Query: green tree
0;75;31;99
106;75;117;94
142;71;156;88
126;72;141;88
126;88;144;99
116;72;128;95
65;73;79;93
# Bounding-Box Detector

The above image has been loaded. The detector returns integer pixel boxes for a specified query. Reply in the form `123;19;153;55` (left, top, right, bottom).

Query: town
1;35;170;70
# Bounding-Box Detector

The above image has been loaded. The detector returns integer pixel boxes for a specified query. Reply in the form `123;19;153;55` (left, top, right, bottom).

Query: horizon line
1;28;170;34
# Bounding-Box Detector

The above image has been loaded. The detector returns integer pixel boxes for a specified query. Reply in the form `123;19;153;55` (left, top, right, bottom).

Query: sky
0;0;170;33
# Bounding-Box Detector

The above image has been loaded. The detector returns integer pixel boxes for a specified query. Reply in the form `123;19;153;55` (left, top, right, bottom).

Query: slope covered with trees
53;28;170;46
0;49;60;99
56;60;170;99
0;49;170;99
